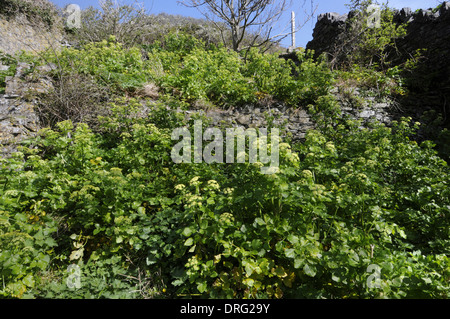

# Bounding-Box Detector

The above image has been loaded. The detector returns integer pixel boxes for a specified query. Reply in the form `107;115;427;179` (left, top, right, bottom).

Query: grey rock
0;63;9;72
14;62;31;77
236;114;252;125
318;12;347;24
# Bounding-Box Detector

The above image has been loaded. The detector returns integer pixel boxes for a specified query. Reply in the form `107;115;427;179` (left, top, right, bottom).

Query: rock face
0;95;40;157
306;12;349;59
306;3;450;62
0;62;55;157
0;11;63;157
0;14;63;56
306;2;450;132
392;4;450;83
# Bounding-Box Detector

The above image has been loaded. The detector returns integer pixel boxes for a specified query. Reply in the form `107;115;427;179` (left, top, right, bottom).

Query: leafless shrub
119;266;167;299
36;72;111;130
67;0;153;47
180;0;316;53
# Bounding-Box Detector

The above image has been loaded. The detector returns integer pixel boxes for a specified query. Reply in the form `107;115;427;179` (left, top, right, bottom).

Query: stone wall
191;88;394;144
306;2;450;63
0;10;63;157
0;61;55;157
306;2;450;130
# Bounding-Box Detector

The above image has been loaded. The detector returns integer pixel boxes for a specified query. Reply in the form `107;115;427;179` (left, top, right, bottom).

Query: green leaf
244;261;254;276
243;278;255;287
285;248;295;259
69;248;84;261
172;279;184;287
44;237;57;247
391;277;403;287
303;264;316;277
22;274;35;288
253;217;265;227
273;266;287;278
287;234;299;245
182;227;193;237
294;258;303;269
197;281;207;293
146;255;157;265
332;274;340;282
184;238;194;246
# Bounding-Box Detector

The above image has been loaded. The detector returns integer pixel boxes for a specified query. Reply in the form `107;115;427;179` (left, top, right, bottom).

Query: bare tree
69;0;154;47
180;0;314;52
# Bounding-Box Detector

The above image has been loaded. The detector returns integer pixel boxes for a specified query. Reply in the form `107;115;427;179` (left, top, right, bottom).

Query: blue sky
49;0;441;48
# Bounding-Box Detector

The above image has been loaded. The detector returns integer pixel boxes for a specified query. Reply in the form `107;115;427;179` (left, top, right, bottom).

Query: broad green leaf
285;248;295;259
22;274;35;288
182;227;193;237
273;266;287;278
184;238;194;246
294;258;303;269
197;281;207;293
303;264;316;277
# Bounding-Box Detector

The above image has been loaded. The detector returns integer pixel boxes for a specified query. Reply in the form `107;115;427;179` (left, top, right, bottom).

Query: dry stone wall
306;2;450;127
0;61;56;157
306;2;450;63
0;12;62;157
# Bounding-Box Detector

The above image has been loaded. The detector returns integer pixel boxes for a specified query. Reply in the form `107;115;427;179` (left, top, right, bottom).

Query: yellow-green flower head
253;161;264;168
325;142;336;152
356;173;368;181
175;184;186;191
186;194;203;208
207;180;220;190
110;167;123;175
279;143;291;151
219;212;235;224
223;187;234;195
302;170;313;179
189;176;201;186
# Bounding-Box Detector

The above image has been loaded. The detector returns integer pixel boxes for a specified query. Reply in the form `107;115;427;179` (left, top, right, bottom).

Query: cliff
306;2;450;144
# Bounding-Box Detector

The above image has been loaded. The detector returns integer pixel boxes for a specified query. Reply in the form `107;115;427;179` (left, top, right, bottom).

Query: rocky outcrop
0;9;62;158
0;62;55;157
0;95;40;157
305;12;349;60
0;14;63;56
306;2;450;136
306;2;450;62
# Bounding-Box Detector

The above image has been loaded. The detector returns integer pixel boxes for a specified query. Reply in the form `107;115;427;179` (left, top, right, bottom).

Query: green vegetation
0;0;448;299
150;36;332;107
344;1;407;70
0;0;58;28
0;52;17;94
51;36;152;93
41;33;332;109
